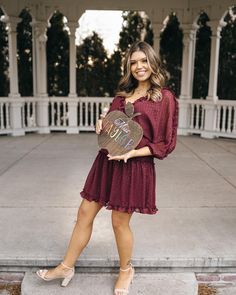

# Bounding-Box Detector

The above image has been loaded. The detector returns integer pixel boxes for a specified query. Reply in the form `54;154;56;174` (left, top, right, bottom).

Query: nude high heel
114;263;135;295
36;262;75;287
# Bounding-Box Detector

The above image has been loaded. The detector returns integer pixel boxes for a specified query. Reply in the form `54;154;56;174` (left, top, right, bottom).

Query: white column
68;22;78;97
201;20;226;139
152;22;163;57
2;16;25;136
206;20;226;102
32;21;50;134
66;22;79;134
179;24;198;100
178;24;198;136
3;16;21;98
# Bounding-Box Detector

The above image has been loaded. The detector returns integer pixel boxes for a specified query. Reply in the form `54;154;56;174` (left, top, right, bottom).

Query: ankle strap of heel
61;262;74;270
120;263;133;272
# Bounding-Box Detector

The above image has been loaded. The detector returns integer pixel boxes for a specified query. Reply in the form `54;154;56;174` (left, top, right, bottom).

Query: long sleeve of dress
146;90;179;160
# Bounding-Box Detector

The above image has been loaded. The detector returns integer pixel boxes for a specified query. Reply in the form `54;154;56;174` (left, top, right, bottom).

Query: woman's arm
107;146;152;163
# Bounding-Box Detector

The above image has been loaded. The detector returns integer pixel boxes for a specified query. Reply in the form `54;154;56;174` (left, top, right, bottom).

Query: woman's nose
137;61;142;68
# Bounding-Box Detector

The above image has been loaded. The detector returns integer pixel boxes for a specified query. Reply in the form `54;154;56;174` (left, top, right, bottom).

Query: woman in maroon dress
36;41;178;295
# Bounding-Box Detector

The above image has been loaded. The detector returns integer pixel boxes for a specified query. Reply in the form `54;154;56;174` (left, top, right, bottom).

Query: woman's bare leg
112;210;134;291
44;199;103;278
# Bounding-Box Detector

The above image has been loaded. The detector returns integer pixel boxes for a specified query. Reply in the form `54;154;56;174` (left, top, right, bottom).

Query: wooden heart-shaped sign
98;102;143;156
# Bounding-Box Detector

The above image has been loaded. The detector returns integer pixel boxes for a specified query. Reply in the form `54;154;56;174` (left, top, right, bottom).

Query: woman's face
130;50;152;82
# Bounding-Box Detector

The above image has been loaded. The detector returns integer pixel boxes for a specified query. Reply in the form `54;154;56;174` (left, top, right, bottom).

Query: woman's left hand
107;150;136;163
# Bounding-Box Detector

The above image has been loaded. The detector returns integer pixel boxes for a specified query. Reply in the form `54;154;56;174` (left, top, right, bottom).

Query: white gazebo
0;0;235;138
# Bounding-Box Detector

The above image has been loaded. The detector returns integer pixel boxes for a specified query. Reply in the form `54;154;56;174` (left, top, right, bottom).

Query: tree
17;8;33;96
193;12;211;99
105;50;122;96
118;11;153;55
76;32;108;96
47;11;69;96
160;13;183;96
0;8;9;96
218;6;236;100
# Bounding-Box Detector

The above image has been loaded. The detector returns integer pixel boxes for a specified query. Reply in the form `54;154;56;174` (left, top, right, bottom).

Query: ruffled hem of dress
80;191;158;215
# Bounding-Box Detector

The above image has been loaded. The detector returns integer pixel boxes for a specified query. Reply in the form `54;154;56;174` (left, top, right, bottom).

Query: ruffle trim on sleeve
80;191;158;215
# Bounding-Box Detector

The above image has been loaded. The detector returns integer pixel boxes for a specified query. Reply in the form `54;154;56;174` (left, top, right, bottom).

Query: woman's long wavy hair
116;41;167;102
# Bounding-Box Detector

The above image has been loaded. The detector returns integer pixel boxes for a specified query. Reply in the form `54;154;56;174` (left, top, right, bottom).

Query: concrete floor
0;133;236;272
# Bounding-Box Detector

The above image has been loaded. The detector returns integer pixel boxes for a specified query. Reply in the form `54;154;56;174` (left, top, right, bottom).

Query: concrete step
22;271;198;295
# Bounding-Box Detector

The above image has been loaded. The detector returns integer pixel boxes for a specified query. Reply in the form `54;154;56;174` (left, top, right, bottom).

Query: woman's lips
136;70;147;77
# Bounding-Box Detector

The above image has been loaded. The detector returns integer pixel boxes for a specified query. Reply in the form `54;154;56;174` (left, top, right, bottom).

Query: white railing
0;96;235;139
21;97;37;130
0;98;11;134
182;99;236;138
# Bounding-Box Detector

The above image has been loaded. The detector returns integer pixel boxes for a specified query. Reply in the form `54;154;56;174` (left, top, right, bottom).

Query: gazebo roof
0;0;235;23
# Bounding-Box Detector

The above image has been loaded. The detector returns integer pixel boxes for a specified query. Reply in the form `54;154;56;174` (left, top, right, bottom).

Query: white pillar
206;20;226;102
66;22;79;134
178;24;198;135
2;16;25;136
152;22;163;57
32;21;50;134
68;22;78;97
3;16;21;98
179;24;198;100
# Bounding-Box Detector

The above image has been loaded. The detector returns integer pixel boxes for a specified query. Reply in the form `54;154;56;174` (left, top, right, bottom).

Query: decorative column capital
208;20;227;38
152;22;164;35
31;21;48;43
1;16;21;33
68;21;78;36
181;23;199;42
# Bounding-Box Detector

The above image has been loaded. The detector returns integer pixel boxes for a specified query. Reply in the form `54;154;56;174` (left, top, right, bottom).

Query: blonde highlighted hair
116;41;167;102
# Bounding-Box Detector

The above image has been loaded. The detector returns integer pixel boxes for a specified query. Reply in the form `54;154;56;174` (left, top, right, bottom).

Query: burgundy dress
80;87;179;214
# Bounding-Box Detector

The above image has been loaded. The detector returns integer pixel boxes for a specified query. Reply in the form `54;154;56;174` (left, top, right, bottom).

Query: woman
36;41;179;295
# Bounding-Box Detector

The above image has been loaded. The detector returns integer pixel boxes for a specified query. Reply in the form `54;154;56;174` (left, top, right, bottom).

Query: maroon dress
80;87;179;214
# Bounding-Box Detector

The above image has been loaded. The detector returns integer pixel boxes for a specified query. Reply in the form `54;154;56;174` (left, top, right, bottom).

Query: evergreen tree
160;13;183;96
105;50;122;96
0;8;9;96
118;11;153;55
218;6;236;100
47;11;69;96
76;32;108;96
17;8;33;96
193;12;211;99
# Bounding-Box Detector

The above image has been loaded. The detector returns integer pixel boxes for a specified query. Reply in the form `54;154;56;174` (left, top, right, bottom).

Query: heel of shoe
61;272;74;287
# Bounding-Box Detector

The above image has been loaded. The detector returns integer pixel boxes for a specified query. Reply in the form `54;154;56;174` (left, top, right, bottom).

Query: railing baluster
57;102;60;126
216;105;221;132
95;102;99;122
33;102;36;127
190;103;194;129
6;103;10;129
233;106;236;134
200;105;204;130
85;101;88;127
63;102;66;126
227;106;232;133
196;104;200;129
221;105;226;132
22;103;25;128
79;101;83;127
90;102;94;127
0;103;3;129
51;102;55;127
27;102;30;127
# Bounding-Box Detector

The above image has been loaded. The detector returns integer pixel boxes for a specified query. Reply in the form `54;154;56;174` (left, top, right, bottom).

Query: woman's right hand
95;117;103;134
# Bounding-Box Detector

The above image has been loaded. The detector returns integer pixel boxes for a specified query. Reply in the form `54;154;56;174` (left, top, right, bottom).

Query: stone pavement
0;133;236;293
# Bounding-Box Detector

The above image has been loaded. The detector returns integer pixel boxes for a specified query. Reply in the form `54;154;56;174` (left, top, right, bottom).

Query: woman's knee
76;199;101;225
112;210;132;230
